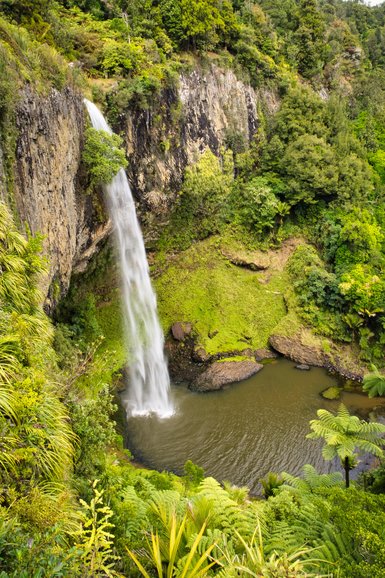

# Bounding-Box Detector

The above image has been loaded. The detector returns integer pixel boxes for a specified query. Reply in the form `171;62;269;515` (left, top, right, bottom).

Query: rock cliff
12;87;111;306
124;62;279;216
6;63;279;304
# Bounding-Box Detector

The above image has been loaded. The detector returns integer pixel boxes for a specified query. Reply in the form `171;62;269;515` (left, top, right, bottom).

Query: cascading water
84;99;174;418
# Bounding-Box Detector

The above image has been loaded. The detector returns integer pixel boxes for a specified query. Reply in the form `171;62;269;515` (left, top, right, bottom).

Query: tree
283;134;338;204
232;176;286;234
294;0;326;78
307;404;385;488
181;148;234;228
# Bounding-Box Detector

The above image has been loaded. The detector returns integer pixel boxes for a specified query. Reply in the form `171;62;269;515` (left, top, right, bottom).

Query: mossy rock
321;386;342;400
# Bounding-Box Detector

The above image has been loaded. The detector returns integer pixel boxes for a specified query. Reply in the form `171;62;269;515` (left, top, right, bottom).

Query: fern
117;485;149;539
194;477;263;539
282;465;343;494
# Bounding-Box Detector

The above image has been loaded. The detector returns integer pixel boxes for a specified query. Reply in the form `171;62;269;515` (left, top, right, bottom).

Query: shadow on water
124;358;385;493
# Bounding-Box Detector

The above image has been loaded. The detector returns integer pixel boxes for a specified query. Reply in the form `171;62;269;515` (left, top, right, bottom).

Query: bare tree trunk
344;456;350;488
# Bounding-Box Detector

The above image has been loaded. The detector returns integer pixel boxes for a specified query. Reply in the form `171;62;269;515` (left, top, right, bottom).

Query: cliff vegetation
1;0;385;576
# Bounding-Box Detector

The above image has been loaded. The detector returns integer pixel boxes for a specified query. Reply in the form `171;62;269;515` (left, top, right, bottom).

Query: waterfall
84;99;174;418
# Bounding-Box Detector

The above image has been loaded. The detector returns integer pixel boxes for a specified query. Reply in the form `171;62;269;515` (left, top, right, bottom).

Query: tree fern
282;465;343;494
117;485;149;540
307;404;385;487
195;477;263;539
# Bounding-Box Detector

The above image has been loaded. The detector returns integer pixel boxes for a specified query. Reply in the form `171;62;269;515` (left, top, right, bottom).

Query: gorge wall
11;86;111;306
123;62;279;218
3;63;278;301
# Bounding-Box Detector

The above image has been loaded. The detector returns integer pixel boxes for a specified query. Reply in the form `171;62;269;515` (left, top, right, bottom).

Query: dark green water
125;359;383;493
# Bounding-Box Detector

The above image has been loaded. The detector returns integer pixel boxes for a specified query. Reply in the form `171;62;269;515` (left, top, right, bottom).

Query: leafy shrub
231;176;286;234
82;127;127;187
362;366;385;398
69;383;117;477
288;245;341;310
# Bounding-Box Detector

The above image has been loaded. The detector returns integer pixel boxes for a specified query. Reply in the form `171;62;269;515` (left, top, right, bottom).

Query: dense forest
1;0;385;576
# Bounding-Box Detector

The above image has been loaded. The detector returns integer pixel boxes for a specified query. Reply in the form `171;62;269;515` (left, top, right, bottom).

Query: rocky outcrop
191;360;263;392
171;322;192;341
12;87;111;305
123;62;279;216
269;334;366;381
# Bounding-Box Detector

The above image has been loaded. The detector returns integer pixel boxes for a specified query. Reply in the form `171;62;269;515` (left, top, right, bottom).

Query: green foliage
75;480;120;577
295;0;326;78
83;128;127;187
218;523;325;578
70;383;117;477
0;512;83;578
127;513;216;578
0;203;76;488
281;464;343;494
307;403;385;487
231;176;286;234
339;264;385;319
283;134;338;204
260;472;283;499
287;243;346;340
362;366;385;398
183;460;205;490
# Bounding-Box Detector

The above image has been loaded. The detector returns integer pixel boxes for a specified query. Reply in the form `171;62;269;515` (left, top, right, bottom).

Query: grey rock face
13;87;111;305
124;63;279;217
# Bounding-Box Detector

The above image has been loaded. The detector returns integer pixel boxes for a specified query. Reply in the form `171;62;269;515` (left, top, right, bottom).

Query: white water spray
84;99;174;418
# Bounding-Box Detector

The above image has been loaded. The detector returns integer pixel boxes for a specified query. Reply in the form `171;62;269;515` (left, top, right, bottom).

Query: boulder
254;348;279;362
192;360;263;392
295;364;311;371
269;333;366;381
269;334;326;368
171;322;192;342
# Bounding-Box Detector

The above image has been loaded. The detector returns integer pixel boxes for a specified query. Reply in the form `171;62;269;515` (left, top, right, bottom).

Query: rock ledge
191;360;263;392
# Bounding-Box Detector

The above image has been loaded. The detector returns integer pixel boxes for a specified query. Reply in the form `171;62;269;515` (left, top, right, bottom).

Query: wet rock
254;348;279;362
171;322;192;341
296;364;311;371
165;339;202;384
270;334;326;367
192;347;210;363
191;360;263;392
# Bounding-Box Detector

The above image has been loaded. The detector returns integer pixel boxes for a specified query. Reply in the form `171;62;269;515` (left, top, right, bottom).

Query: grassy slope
154;236;290;355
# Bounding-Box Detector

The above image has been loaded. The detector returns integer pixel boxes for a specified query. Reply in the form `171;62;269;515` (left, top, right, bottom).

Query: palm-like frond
282;465;343;494
307;403;385;485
